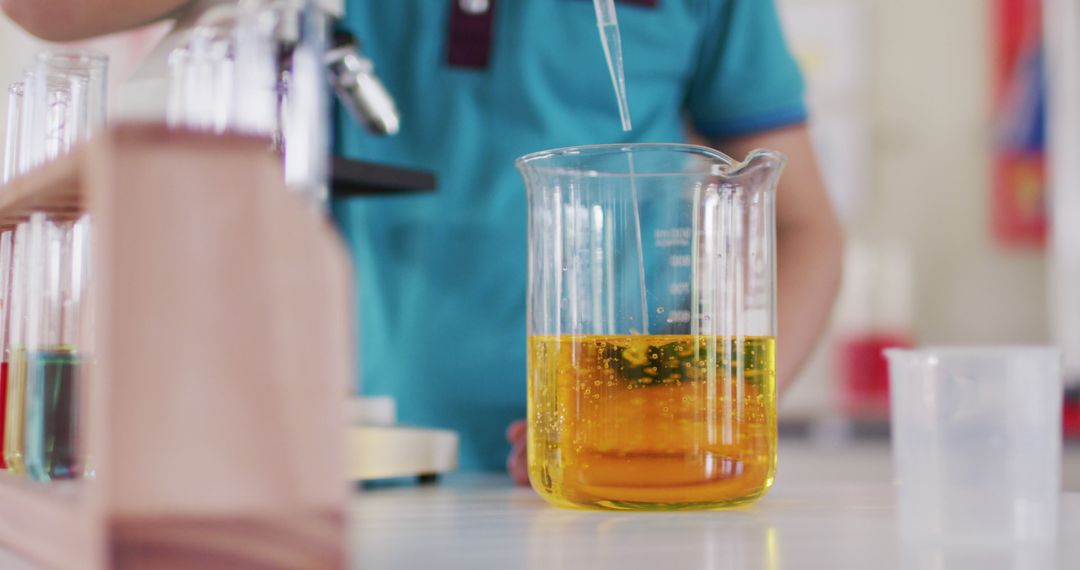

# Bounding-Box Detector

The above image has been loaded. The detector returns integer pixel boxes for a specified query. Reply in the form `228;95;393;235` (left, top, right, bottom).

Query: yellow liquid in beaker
528;335;776;510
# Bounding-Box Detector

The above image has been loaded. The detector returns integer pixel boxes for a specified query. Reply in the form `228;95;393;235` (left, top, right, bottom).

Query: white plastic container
884;347;1062;545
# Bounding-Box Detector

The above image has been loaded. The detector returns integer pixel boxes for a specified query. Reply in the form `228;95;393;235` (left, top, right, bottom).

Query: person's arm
1;0;188;41
710;124;843;393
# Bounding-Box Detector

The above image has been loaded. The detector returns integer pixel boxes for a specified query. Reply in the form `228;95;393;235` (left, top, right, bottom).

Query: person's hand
506;419;529;486
2;0;189;42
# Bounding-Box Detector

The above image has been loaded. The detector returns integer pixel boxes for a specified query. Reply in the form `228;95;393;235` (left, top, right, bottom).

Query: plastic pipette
593;0;632;131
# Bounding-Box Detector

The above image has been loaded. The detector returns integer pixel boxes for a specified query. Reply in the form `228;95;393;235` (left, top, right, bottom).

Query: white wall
1045;0;1080;386
780;0;1049;419
0;16;44;140
865;0;1047;345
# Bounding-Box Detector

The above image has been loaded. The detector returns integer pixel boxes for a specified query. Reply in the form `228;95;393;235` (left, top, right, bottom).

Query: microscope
119;0;434;198
118;0;455;482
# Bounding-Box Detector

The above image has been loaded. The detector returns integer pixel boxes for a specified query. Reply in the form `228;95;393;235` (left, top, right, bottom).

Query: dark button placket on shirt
446;0;660;70
448;0;498;69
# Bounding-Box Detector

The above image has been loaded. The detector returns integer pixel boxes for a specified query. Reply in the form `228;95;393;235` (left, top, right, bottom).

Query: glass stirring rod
593;0;632;131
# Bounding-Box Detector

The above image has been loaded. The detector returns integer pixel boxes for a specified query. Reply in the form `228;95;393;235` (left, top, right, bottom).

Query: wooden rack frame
0;126;352;569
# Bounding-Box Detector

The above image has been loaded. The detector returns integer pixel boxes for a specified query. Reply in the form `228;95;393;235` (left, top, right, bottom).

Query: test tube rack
0;126;352;569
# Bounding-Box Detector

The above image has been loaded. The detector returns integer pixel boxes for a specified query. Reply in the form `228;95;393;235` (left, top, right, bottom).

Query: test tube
3;222;29;474
0;82;25;467
24;215;86;481
16;70;35;176
167;7;238;133
0;230;12;470
35;49;107;140
18;49;107;171
197;8;238;133
21;71;80;171
2;71;40;475
235;0;329;204
233;1;283;140
3;82;24;184
12;49;106;481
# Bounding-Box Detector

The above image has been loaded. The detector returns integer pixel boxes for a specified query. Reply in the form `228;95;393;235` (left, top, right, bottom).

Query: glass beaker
518;144;785;510
885;347;1062;545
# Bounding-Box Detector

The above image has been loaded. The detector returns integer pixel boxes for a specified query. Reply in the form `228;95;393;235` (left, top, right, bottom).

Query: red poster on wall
993;0;1047;248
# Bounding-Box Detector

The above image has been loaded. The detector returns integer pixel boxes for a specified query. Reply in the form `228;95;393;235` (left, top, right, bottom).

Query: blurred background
776;0;1065;438
777;0;1054;434
0;0;1069;437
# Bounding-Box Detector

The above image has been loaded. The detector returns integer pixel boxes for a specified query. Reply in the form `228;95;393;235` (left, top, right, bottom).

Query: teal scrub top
332;0;807;471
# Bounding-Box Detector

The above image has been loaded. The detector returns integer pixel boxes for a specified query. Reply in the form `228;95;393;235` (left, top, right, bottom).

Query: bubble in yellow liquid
528;335;776;510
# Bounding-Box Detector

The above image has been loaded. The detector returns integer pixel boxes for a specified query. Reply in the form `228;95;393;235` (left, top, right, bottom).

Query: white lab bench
352;441;1080;570
2;441;1078;568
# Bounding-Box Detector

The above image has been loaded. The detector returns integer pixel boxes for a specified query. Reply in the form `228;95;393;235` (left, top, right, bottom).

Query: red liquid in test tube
0;361;8;469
